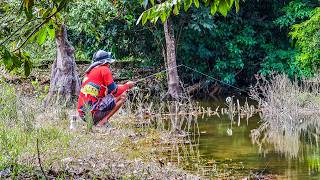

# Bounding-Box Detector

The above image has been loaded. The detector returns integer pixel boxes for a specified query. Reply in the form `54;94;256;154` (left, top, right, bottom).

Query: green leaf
194;0;200;8
23;0;34;19
47;25;55;40
218;0;229;17
37;27;47;46
142;11;149;25
3;60;13;70
136;13;144;25
160;12;167;23
210;0;219;15
24;59;32;77
173;4;179;15
11;54;22;70
2;50;13;70
24;0;34;11
204;0;211;7
235;0;240;13
42;8;52;19
184;0;192;11
150;0;155;6
152;16;160;24
228;0;235;9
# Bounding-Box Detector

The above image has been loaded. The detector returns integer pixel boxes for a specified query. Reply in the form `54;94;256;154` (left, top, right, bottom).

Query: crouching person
77;50;134;128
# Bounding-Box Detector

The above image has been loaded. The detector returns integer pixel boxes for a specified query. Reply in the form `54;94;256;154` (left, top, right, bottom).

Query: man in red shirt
77;50;134;127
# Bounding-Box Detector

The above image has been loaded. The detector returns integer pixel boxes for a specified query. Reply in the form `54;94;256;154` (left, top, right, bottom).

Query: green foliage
0;0;68;76
274;0;313;28
176;0;317;86
0;81;73;175
1;0;318;87
0;124;73;175
67;0;160;61
137;0;240;25
259;48;310;77
290;7;320;72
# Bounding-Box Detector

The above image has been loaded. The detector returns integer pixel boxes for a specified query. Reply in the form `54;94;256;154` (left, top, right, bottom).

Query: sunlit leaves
275;1;313;28
218;0;229;17
36;27;47;46
210;1;219;15
194;0;200;8
289;7;320;71
0;0;68;76
184;0;193;11
47;22;56;40
137;0;239;25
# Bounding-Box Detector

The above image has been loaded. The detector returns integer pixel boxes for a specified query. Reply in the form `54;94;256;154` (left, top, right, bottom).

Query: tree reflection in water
250;74;320;172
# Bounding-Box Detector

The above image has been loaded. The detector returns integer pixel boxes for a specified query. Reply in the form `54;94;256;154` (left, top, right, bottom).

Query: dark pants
91;95;116;125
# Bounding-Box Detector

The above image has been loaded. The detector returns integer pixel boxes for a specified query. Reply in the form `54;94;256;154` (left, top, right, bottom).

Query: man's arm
111;81;135;97
101;66;134;96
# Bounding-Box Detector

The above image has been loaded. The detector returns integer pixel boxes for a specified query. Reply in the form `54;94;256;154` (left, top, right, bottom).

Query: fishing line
180;64;247;93
133;64;247;93
134;64;183;83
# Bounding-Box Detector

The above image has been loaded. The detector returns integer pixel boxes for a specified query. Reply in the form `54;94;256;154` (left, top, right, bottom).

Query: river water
196;99;320;179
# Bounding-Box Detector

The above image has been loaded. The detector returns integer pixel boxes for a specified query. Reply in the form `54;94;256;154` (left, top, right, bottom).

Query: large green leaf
160;12;167;23
37;27;48;46
218;0;229;17
184;0;193;12
173;4;179;15
142;11;149;25
194;0;200;8
1;47;12;70
210;0;219;15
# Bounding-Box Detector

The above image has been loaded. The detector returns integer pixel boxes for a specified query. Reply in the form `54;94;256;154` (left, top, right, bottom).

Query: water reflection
134;91;320;178
249;103;320;176
196;98;320;178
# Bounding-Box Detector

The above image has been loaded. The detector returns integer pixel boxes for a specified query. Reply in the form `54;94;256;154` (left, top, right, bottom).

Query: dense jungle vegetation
1;0;319;90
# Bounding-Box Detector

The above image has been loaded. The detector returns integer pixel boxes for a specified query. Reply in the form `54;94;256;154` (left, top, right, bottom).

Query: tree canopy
0;0;68;76
0;0;319;87
290;7;320;73
137;0;240;24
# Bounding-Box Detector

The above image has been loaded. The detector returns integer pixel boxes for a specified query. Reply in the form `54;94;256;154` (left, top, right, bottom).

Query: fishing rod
133;64;247;93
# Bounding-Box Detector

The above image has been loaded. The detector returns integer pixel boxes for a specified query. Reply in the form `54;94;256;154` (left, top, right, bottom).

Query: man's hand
126;81;135;89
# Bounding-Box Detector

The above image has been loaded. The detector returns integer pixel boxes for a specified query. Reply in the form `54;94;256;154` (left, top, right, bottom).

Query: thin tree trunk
44;24;81;106
163;18;181;99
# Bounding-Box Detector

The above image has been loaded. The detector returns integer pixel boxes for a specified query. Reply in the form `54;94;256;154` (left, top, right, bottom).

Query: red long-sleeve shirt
77;64;128;116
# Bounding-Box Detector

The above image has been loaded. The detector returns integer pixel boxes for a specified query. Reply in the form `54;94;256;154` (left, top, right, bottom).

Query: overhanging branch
12;2;67;52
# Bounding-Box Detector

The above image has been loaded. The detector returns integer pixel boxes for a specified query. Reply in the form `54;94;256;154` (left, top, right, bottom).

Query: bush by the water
250;74;320;158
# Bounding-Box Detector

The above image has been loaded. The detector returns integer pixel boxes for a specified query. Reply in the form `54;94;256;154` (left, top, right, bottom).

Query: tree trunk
44;24;81;106
163;18;181;99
